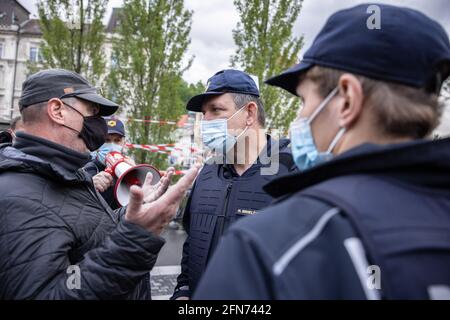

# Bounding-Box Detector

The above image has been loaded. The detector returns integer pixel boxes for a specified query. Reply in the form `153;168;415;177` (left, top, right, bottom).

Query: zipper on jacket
85;184;117;222
75;168;87;182
217;183;233;237
80;167;118;223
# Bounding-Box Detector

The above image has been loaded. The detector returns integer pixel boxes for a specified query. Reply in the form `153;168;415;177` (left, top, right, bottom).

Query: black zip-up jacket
0;132;164;299
172;137;297;299
83;158;121;210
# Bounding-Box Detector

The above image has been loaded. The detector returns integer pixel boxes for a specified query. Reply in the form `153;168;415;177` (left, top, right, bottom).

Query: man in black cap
171;69;296;300
0;69;199;299
194;4;450;299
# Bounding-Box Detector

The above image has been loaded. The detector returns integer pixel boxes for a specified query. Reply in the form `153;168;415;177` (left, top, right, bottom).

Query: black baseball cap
186;69;260;112
104;117;125;137
19;69;119;116
266;4;450;95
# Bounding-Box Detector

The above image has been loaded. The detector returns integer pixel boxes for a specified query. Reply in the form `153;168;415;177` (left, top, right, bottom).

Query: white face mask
201;106;248;154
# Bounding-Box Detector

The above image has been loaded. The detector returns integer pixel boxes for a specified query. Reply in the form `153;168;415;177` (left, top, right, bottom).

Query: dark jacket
194;139;450;299
172;137;297;299
0;132;164;299
83;159;121;210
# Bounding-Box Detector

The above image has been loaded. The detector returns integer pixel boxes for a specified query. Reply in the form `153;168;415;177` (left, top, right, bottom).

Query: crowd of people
0;3;450;300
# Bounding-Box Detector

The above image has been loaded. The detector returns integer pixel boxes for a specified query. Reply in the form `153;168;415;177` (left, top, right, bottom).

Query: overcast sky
19;0;450;84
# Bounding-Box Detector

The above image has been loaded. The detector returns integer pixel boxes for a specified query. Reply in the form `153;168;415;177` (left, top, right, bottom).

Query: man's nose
202;112;214;121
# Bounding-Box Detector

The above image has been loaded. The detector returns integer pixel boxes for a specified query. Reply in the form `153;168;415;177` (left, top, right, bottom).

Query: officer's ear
245;102;258;127
47;98;67;126
336;73;364;129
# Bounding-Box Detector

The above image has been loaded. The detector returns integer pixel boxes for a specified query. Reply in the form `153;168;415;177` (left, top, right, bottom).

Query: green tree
108;0;193;168
178;80;207;105
231;0;304;131
31;0;107;84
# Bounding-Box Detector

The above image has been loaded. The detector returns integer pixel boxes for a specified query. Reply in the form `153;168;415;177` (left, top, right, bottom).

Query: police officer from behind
194;4;450;299
84;117;130;209
172;69;296;299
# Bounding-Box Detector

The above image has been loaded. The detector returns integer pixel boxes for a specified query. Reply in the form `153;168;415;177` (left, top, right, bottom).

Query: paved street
151;223;187;300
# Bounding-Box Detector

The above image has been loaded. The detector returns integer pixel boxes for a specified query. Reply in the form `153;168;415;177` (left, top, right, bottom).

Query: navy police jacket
172;137;297;299
194;139;450;299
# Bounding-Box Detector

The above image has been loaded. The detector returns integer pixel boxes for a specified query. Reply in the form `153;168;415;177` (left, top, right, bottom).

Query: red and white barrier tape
160;170;188;176
112;116;192;126
125;143;199;154
128;118;178;125
125;144;172;154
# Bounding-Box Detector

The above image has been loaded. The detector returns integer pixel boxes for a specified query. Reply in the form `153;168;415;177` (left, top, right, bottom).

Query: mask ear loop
235;125;249;140
303;87;343;154
228;103;248;121
326;127;346;153
306;87;339;125
228;104;250;139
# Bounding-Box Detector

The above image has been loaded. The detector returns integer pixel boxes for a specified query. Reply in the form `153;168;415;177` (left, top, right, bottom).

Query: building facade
0;0;119;125
0;0;42;123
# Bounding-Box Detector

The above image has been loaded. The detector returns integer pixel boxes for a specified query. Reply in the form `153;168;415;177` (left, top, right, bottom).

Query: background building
0;0;121;125
0;0;41;126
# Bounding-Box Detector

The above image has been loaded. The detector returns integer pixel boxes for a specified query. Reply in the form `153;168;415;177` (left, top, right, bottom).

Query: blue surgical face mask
93;142;123;165
290;87;345;171
201;106;248;153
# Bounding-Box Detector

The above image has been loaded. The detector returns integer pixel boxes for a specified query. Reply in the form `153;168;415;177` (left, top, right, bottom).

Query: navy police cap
104;117;125;137
187;69;260;112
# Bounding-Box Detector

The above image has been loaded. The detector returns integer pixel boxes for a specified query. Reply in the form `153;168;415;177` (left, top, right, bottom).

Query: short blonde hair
303;66;443;139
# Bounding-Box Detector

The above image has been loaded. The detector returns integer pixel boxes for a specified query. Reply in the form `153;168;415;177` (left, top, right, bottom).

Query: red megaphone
105;151;161;207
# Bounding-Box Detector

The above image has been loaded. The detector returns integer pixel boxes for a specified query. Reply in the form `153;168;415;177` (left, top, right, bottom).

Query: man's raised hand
142;167;174;204
125;165;200;235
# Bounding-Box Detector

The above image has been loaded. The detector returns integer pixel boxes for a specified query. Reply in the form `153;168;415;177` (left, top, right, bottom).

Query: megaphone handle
105;167;114;176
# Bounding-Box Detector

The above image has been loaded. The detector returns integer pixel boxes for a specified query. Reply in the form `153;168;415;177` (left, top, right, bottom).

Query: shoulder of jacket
229;194;354;263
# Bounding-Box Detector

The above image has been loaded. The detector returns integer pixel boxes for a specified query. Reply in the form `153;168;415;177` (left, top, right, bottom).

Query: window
0;42;3;59
29;46;42;63
0;66;4;89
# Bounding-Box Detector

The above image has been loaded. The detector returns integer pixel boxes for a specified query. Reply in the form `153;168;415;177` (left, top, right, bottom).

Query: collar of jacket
0;132;91;184
264;137;450;198
220;135;291;177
